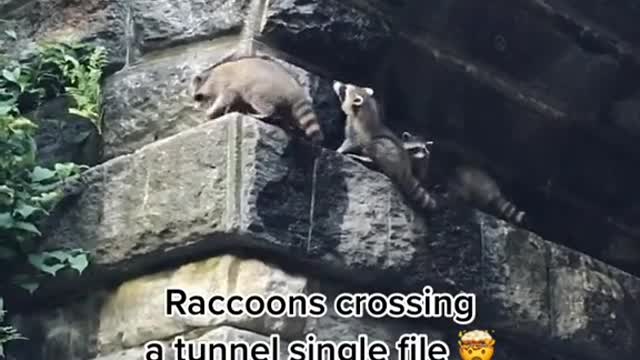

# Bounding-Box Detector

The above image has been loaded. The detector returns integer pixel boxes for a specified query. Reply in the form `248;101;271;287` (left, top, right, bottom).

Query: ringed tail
491;197;525;224
292;97;324;144
405;176;437;210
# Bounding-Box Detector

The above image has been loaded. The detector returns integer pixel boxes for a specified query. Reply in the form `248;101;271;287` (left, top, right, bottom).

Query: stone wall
1;0;639;359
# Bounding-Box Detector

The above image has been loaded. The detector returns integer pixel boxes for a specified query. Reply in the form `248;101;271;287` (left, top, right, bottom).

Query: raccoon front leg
346;154;374;164
205;91;239;119
244;95;276;119
336;138;360;154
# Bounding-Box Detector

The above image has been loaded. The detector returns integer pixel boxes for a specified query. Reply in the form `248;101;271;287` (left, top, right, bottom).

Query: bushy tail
490;196;526;224
239;0;271;56
292;97;324;144
404;176;437;211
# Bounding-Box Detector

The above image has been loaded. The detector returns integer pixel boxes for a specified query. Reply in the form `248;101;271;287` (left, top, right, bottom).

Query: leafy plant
0;42;107;132
34;43;107;132
0;40;104;357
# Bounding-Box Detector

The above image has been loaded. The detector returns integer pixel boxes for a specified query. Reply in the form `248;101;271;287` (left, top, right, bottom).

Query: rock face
5;115;638;360
1;0;640;360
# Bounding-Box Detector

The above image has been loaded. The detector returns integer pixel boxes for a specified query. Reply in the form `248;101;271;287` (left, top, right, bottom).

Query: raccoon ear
191;75;203;93
352;95;364;106
402;132;412;141
191;76;204;100
364;87;374;96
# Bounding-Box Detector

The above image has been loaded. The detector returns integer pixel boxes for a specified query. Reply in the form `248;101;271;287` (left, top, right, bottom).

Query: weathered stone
553;0;640;49
101;40;342;160
549;246;639;358
129;0;245;54
33;114;640;360
304;284;446;360
28;97;102;167
0;0;127;68
611;97;640;137
264;0;393;82
475;213;550;339
397;0;620;117
97;254;307;353
126;0;392;82
377;29;640;277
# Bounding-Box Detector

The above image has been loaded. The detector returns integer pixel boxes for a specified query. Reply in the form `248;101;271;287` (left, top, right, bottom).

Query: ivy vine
0;41;107;356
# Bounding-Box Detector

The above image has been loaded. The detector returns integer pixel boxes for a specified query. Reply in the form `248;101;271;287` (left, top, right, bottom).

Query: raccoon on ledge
332;80;437;212
402;131;527;226
189;0;324;145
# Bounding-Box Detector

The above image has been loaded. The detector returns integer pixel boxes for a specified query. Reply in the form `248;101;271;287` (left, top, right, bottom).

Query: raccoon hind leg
243;94;277;119
366;137;437;210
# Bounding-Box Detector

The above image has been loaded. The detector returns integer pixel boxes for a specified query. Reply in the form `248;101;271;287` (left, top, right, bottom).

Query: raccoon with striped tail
332;80;437;211
401;131;527;225
189;0;324;144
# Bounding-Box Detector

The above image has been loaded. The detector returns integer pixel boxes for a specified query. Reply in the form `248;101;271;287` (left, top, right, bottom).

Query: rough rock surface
21;114;638;360
9;252;589;360
2;0;640;359
0;0;127;67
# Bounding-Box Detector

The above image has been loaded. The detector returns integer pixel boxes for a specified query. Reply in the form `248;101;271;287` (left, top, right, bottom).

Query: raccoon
449;166;526;224
401;131;433;185
400;131;526;225
332;80;437;211
190;0;324;144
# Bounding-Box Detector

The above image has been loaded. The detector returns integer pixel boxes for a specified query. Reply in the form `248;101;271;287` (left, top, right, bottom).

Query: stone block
97;254;307;353
34;114;640;360
129;0;246;54
0;0;127;68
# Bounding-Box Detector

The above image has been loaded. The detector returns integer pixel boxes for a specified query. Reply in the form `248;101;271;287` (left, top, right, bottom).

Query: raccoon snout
193;93;205;102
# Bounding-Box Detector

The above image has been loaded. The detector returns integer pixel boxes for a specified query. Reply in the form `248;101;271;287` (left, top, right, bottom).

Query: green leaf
68;253;89;274
18;281;39;294
44;250;70;262
0;186;15;206
30;166;57;182
30;182;61;193
13;221;41;236
13;202;42;219
28;253;65;276
0;104;13;116
4;30;17;40
54;162;79;179
1;69;16;83
33;191;62;208
9;117;37;132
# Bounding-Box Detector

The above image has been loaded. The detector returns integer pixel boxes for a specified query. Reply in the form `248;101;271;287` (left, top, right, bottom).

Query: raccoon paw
346;154;374;164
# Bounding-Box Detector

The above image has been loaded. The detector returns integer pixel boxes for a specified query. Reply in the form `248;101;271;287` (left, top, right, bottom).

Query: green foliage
0;40;104;356
0;42;107;132
35;43;107;132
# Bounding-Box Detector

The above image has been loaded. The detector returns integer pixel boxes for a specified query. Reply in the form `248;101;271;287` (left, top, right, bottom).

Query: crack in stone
306;157;319;254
